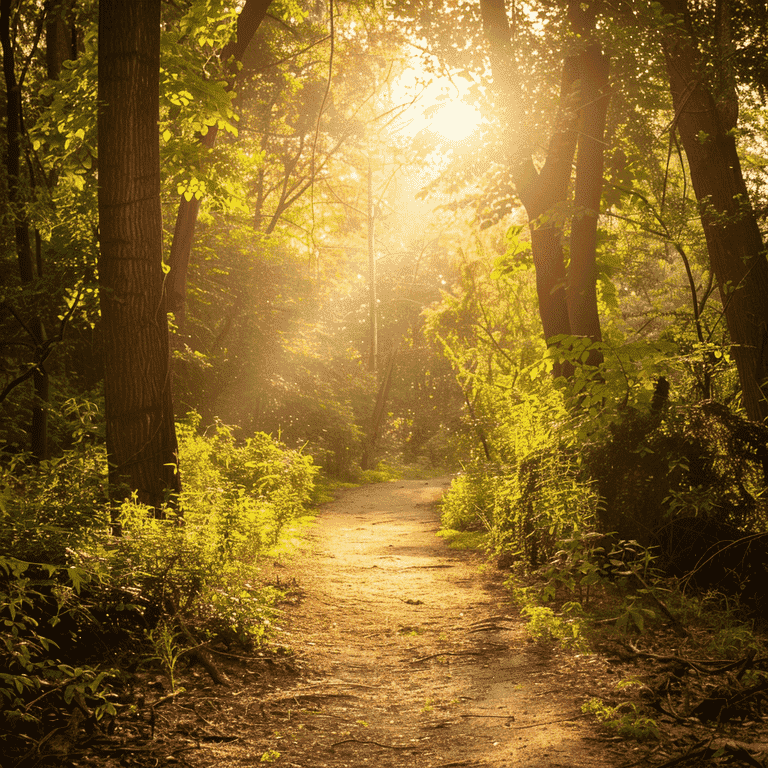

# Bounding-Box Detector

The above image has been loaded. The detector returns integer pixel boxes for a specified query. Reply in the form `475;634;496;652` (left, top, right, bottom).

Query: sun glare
428;100;482;143
390;62;483;147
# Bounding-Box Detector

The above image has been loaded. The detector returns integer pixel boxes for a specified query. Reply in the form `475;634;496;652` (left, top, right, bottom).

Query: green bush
440;386;600;565
0;408;318;762
0;448;109;565
177;413;317;552
105;415;316;637
0;557;116;756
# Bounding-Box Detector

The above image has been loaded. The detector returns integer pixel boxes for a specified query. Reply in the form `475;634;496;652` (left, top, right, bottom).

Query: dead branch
176;620;230;686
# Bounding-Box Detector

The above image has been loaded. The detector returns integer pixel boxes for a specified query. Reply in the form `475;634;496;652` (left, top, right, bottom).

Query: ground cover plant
0;410;316;765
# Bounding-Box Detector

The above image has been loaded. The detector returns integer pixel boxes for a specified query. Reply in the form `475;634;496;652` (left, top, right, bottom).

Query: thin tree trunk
479;0;575;361
360;348;395;471
98;0;181;513
46;0;75;79
367;158;377;372
480;0;608;379
166;0;273;327
660;0;768;421
1;0;49;460
568;42;609;365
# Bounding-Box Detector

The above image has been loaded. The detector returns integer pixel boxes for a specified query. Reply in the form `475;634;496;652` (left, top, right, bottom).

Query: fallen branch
507;712;588;730
149;690;186;709
626;643;760;676
649;739;766;768
177;619;230;686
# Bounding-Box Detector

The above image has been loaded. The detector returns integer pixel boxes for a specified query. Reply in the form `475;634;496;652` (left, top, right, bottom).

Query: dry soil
181;477;631;768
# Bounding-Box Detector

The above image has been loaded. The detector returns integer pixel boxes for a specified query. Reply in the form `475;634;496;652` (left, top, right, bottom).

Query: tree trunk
660;0;768;421
98;0;181;512
479;0;608;378
367;158;377;372
1;0;49;460
568;43;609;366
480;0;573;357
166;0;273;327
46;0;75;80
360;348;395;471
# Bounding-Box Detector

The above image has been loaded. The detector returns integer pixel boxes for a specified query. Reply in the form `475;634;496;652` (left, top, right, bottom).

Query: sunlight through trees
2;0;768;761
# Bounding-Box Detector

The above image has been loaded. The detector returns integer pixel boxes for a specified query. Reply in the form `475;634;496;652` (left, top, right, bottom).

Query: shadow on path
192;477;626;768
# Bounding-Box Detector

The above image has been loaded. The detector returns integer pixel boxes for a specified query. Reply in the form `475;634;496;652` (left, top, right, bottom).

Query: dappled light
3;0;768;766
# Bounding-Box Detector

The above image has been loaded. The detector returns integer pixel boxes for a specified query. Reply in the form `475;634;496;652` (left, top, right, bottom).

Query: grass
436;529;489;550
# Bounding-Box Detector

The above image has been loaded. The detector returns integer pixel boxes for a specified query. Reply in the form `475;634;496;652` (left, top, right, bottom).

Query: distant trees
98;0;180;509
1;0;50;459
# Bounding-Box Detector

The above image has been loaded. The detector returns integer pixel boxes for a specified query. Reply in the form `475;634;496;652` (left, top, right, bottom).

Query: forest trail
187;478;628;768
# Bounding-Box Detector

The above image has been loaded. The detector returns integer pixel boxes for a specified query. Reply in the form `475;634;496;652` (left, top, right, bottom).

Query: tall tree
98;0;181;510
479;0;608;373
657;0;768;421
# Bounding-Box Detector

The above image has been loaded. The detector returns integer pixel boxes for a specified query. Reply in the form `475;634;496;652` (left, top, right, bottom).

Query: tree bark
660;0;768;421
480;0;608;377
46;0;76;79
1;0;49;460
98;0;181;512
367;158;377;372
568;43;609;366
166;0;273;326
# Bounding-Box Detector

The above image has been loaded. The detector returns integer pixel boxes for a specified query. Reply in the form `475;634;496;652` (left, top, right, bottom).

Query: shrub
0;557;116;756
0;409;318;762
440;386;600;565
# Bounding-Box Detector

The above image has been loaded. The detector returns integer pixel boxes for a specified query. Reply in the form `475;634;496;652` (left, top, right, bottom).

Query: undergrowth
0;407;317;765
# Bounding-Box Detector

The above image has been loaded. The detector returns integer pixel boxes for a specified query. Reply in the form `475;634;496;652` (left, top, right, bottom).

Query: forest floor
100;477;636;768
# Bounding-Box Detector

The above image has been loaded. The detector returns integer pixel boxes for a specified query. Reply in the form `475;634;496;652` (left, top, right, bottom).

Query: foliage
0;407;317;761
179;412;317;545
519;602;589;651
428;223;768;620
112;413;317;632
1;0;768;756
0;556;117;756
538;533;657;607
145;621;186;694
438;384;601;565
581;697;660;742
0;401;109;564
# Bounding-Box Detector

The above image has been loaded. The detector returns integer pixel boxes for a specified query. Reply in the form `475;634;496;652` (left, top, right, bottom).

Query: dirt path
188;478;629;768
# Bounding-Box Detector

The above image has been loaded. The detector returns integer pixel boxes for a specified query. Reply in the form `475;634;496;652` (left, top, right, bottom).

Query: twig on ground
626;643;760;676
330;737;415;750
409;650;487;663
150;690;187;709
177;619;231;685
508;712;589;730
